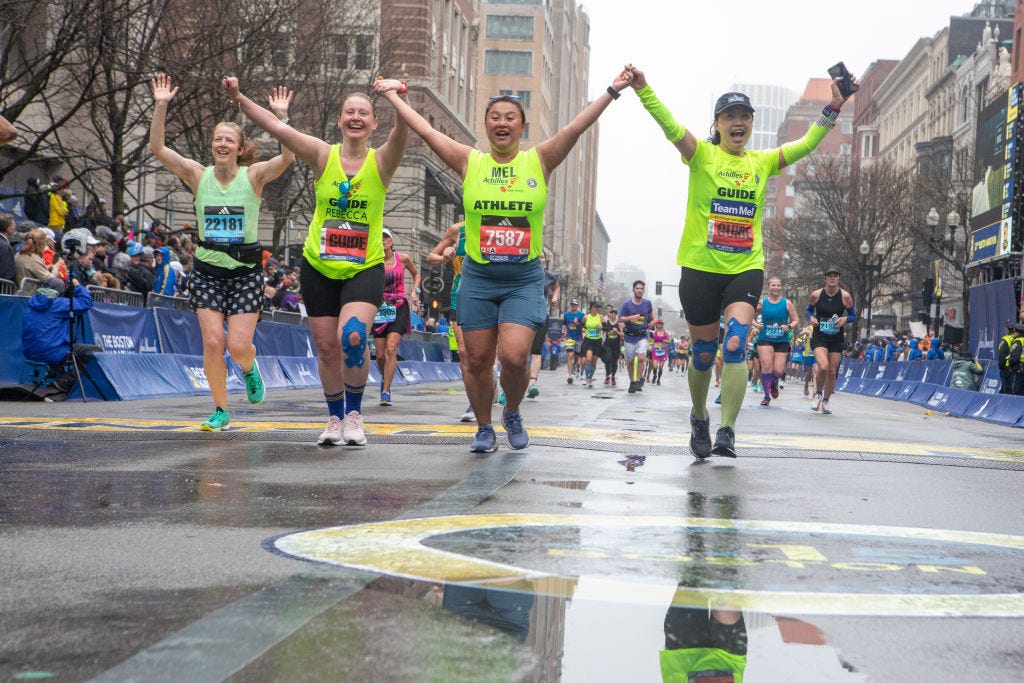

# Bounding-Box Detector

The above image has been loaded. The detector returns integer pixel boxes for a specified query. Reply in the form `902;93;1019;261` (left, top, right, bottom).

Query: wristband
817;105;840;129
279;117;290;125
606;85;620;100
397;81;408;94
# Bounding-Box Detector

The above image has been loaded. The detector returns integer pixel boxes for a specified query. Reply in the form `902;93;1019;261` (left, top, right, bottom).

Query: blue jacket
22;285;94;365
907;339;923;361
152;246;177;296
926;338;945;360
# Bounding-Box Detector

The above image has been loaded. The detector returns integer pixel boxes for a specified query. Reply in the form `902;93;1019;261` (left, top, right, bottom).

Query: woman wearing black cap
806;266;856;414
625;65;855;459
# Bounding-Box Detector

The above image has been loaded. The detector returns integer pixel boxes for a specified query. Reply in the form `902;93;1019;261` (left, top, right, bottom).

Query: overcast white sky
580;0;980;285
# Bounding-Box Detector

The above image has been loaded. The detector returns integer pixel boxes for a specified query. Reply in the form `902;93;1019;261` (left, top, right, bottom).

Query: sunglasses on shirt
337;180;351;210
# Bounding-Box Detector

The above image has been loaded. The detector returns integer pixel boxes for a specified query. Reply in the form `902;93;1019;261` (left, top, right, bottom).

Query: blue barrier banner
251;356;290;389
895;383;917;401
278;357;321;387
409;361;448;382
966;393;1024;425
366;363;381;386
289;326;316;357
396;361;424;384
969;279;1016;360
89;303;160;353
0;183;25;223
932;387;982;417
441;363;463;382
397;339;426;362
254;321;290;357
882;382;904;399
96;353;197;399
920;359;952;385
154;308;203;355
901;362;926;382
65;356;120;401
979;361;1003;394
907;383;939;406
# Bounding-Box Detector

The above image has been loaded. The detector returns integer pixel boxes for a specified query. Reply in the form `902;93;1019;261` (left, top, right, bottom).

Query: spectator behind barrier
926;337;945;361
949;349;983;391
21;284;101;392
23;179;50;225
14;228;65;288
153;246;177;296
0;213;15;282
122;242;154;299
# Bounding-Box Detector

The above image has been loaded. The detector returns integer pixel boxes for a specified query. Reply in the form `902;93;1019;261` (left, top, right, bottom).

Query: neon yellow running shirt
194;166;261;271
462;148;547;266
679;140;780;274
584;313;603;340
303;145;386;279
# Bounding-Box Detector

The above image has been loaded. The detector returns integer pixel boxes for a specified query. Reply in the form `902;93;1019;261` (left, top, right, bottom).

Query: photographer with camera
21;280;100;398
64;229;120;290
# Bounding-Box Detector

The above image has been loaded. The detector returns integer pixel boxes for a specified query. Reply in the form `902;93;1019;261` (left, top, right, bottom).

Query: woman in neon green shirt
223;76;408;448
149;74;294;432
626;65;854;459
377;69;633;453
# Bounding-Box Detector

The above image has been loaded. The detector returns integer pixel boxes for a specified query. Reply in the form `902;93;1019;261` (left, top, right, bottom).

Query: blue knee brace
722;317;749;364
691;338;719;371
341;317;366;368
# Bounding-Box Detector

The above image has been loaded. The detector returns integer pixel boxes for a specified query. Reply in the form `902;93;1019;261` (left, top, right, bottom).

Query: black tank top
813;289;846;336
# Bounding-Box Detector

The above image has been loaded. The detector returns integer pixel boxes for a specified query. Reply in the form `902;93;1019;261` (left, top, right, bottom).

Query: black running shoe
628;381;637;394
711;426;737;458
689;411;712;458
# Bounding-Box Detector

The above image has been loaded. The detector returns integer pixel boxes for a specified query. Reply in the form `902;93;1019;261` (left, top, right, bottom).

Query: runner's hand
626;64;647;90
221;76;241;103
268;86;293;119
151;73;178;104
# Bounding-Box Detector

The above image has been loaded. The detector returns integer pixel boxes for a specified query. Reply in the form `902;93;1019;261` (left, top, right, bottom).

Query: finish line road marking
4;417;1020;460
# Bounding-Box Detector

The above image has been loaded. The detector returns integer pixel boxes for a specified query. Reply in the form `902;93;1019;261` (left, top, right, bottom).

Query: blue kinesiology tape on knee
341;316;366;368
691;338;718;371
722;317;749;364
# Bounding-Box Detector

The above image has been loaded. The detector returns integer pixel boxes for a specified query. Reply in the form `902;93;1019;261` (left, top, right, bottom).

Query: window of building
355;34;373;70
841;121;853;134
840;143;852;156
787;164;796;176
764;205;776;219
521;122;530;140
485;49;532;75
484;0;544;4
486;14;534;40
785;184;795;197
784;206;794;218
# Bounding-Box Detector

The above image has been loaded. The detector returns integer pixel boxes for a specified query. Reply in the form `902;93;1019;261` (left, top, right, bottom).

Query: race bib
320;220;369;263
819;319;840;335
706;198;755;253
765;323;785;340
479;215;531;263
374;304;397;324
203;205;245;244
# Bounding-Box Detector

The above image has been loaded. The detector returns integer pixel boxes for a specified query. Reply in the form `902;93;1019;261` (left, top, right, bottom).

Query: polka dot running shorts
188;266;264;316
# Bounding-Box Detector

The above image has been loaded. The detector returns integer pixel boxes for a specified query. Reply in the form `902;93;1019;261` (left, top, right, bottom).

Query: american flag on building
595;272;606;294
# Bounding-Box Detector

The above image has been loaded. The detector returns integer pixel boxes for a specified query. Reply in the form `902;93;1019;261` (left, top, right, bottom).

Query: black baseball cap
824;265;841;275
714;92;755;116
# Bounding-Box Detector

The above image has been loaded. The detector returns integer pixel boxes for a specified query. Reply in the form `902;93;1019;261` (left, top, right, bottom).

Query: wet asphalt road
1;367;1023;682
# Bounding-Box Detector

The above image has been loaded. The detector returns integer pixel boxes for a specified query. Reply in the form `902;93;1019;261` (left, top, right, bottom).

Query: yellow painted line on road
273;514;1024;617
3;417;1019;460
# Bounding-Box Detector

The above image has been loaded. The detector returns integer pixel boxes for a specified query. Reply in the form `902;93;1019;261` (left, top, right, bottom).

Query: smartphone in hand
827;62;859;98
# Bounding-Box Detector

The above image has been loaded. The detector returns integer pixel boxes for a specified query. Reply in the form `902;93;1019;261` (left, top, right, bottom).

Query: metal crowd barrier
18;277;42;296
270;309;304;325
148;292;192;311
0;278;16;295
86;285;144;306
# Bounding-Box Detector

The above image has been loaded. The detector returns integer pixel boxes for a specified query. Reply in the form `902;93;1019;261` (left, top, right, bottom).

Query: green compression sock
719;362;748;428
687;366;712;420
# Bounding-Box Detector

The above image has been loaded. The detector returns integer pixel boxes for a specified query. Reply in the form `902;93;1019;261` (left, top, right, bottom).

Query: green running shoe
244;360;265;405
200;407;230;431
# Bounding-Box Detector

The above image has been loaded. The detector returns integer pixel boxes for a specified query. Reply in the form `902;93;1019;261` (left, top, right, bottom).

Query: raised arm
426;224;462;266
222;77;329;175
376;81;473;178
627;66;698;162
148;74;204;192
373;77;410;186
777;75;855;170
247;86;296;195
534;68;633;181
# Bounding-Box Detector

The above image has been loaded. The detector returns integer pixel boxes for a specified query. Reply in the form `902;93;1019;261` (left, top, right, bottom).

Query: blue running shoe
200;407;230;431
502;408;530;450
244;360;265;405
470;424;498;453
380;391;392;407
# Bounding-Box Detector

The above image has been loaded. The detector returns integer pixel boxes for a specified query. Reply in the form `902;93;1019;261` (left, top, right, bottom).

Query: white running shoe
342;410;367;446
460;406;476;423
317;415;344;446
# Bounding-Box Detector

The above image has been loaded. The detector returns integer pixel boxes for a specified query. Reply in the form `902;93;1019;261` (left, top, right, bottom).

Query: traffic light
655;281;663;295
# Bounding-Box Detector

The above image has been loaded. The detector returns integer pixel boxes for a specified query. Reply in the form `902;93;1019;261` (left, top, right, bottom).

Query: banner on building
968;83;1020;267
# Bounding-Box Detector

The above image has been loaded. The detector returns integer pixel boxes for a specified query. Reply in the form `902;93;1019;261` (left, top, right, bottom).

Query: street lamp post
926;207;960;341
859;240;884;339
